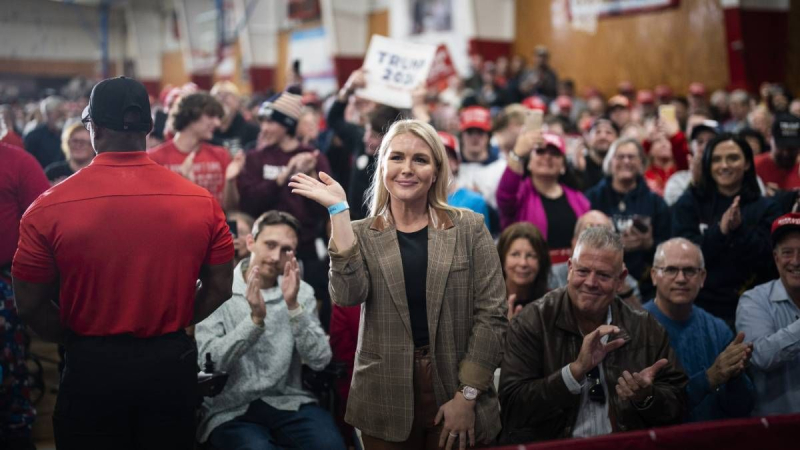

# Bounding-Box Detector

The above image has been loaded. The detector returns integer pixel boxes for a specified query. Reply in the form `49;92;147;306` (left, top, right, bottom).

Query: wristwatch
459;385;479;401
508;150;524;163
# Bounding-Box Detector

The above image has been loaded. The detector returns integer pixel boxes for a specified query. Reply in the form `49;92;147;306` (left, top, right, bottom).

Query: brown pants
362;346;444;450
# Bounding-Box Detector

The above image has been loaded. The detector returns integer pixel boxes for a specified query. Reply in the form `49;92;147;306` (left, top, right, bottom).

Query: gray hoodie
195;258;332;442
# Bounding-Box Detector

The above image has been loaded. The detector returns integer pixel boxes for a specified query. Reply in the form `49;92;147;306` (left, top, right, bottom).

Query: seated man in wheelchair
195;211;346;449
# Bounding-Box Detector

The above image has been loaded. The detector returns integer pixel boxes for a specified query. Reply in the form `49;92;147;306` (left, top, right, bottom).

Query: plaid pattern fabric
329;208;507;443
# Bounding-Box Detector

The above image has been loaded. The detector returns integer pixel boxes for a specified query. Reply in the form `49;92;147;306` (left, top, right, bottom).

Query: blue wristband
328;201;350;216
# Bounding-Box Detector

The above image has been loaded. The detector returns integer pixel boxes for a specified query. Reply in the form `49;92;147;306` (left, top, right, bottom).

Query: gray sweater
195;259;332;442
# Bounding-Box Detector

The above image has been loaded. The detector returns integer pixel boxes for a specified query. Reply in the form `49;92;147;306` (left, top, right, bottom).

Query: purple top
496;167;590;238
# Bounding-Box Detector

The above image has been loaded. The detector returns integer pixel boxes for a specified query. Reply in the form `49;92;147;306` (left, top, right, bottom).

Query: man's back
13;151;232;337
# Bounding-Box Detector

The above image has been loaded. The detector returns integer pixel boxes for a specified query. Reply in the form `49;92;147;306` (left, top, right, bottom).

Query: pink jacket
496;167;590;237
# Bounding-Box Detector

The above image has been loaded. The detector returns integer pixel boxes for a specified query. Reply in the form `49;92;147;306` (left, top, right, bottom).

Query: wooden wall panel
514;0;730;97
0;59;99;78
276;29;291;92
368;9;389;40
160;50;189;88
786;2;800;96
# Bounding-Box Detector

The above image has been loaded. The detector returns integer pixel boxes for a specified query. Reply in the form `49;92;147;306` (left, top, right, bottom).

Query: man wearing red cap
737;212;800;416
456;106;506;228
636;90;657;120
440;131;490;229
688;82;707;114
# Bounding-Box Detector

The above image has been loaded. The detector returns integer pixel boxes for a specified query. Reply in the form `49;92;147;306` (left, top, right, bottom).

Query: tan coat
329;208;507;443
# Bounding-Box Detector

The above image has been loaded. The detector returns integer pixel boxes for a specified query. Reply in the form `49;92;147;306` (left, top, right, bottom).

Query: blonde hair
61;120;86;159
365;119;460;218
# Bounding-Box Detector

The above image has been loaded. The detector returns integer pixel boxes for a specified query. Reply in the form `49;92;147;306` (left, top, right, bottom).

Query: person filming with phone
497;125;589;265
499;226;687;444
585;138;671;300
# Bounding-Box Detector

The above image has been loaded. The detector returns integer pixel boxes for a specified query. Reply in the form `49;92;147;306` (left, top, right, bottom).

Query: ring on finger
449;432;458;437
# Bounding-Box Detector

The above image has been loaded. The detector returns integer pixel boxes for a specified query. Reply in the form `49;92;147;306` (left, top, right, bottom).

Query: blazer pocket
356;349;381;362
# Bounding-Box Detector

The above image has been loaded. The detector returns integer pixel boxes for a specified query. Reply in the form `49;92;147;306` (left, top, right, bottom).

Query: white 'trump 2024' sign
357;35;437;109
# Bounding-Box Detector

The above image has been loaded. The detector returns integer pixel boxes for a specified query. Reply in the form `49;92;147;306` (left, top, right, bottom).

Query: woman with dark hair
497;129;589;264
673;132;781;326
497;222;551;320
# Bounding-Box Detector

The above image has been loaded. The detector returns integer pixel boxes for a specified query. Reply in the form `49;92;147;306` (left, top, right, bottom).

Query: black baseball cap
81;76;153;133
689;120;719;141
773;114;800;149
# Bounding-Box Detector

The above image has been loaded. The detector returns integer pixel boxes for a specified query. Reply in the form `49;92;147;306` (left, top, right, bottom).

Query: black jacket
499;287;688;444
327;100;372;220
585;176;671;298
672;189;780;324
211;112;259;151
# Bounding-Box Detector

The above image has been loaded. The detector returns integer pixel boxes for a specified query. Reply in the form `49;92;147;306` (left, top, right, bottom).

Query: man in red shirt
149;92;232;205
754;114;800;191
0;141;49;449
12;77;234;450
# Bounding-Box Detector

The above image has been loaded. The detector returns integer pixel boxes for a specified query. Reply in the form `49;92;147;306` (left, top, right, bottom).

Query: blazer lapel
369;226;414;341
426;222;457;353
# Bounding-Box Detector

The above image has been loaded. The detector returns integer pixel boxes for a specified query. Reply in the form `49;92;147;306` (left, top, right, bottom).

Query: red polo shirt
0;142;49;266
12;151;234;337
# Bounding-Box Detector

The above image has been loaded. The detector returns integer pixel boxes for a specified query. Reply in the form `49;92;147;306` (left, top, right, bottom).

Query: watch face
462;386;478;400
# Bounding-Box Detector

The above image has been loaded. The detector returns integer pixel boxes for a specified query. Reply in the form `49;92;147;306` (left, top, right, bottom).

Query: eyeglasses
614;153;638;161
586;366;605;404
82;117;92;132
654;266;703;279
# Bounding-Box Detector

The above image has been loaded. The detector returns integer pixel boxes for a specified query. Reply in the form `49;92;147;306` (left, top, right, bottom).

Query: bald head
572;210;613;249
653;238;705;269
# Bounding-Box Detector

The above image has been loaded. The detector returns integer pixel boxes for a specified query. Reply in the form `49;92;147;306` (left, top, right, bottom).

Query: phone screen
226;220;238;238
659;104;678;128
525;109;544;133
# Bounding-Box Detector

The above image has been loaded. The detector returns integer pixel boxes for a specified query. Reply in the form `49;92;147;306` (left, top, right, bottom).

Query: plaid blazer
329;207;507;443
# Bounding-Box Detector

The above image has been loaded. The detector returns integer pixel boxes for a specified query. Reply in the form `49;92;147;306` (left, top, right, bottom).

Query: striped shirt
736;279;800;416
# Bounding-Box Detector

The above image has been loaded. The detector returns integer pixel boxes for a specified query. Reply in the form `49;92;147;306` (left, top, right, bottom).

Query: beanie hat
258;91;303;135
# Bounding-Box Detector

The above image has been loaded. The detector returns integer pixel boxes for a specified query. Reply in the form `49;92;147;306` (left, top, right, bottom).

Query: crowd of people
2;44;800;450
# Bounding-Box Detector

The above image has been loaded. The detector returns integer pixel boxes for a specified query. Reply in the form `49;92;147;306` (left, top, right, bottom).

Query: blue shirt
448;188;490;229
643;300;754;421
736;279;800;416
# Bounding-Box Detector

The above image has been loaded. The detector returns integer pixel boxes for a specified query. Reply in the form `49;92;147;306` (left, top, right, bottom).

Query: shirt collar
770;279;792;303
89;151;156;167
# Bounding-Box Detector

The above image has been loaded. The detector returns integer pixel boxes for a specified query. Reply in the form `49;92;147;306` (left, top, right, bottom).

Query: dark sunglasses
586;366;605;404
534;146;562;157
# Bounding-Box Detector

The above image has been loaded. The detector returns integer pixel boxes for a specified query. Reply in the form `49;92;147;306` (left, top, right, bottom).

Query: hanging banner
357;35;436;109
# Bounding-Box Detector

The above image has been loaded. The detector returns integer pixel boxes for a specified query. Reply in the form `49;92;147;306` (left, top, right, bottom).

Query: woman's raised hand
289;171;347;208
512;128;543;159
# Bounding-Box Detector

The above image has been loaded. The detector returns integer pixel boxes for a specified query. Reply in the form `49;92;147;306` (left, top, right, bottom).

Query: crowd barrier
492;414;800;450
